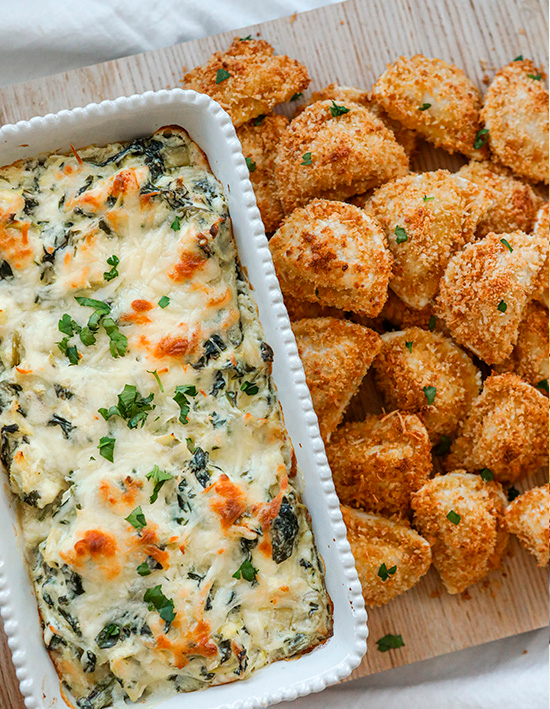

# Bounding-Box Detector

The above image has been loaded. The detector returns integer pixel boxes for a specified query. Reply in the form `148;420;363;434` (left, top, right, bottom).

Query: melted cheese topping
0;127;331;708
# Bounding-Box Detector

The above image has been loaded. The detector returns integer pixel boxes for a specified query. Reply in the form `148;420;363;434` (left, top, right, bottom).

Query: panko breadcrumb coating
504;484;549;566
495;300;549;391
411;471;508;594
292;317;381;441
368;170;489;308
326;412;432;518
237;113;289;232
269;199;393;317
283;292;345;321
306;84;418;155
436;230;547;364
532;202;549;307
341;505;431;607
274;100;409;213
372;54;487;158
377;290;447;334
182;38;310;127
372;327;481;444
480;59;549;184
457;160;542;238
446;373;549;484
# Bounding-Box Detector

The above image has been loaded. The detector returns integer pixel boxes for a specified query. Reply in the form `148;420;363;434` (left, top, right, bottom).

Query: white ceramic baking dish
0;89;367;709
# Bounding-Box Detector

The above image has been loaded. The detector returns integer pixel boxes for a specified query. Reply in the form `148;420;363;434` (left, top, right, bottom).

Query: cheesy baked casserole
0;127;332;708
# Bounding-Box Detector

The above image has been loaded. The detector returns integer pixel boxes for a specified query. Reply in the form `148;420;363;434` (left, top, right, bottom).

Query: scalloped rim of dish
0;88;367;709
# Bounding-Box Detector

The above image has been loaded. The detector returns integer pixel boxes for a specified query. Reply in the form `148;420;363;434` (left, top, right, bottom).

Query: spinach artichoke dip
0;126;332;708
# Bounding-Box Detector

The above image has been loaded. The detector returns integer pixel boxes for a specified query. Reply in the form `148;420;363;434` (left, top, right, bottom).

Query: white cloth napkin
2;1;547;706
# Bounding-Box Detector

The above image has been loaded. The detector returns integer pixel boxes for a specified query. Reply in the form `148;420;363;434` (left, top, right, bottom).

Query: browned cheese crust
237;113;289;232
436;230;547;365
480;59;549;184
372;327;481;444
341;505;431;606
368;170;489;309
457;160;543;238
411;471;509;594
326;412;432;518
532;201;549;307
182;38;310;127
306;84;418;155
494;300;549;391
274;100;409;214
504;484;549;566
372;54;487;158
292;317;381;441
446;373;549;484
269;199;393;317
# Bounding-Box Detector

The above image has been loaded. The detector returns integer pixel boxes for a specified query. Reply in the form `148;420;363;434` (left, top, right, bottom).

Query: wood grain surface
0;0;548;706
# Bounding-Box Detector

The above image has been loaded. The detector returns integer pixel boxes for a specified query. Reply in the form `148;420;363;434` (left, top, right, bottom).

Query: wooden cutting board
0;0;548;705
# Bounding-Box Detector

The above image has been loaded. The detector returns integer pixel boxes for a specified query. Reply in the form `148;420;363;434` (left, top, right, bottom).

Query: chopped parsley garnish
508;486;520;501
376;634;404;652
241;380;259;396
378;563;397;582
418;103;431;111
171;216;181;231
474;128;489;150
126;506;147;530
158;295;170;308
137;562;152;576
99;384;155;429
428;315;436;331
98;436;115;462
394;225;408;244
480;468;494;482
330;100;350;117
57;315;82;364
58;314;80;337
301;152;312;165
245;157;257;173
146;465;174;504
80;326;96;346
58;337;80;365
500;238;513;252
75;296;127;358
435;434;452;456
147;369;164;392
527;73;542;80
513;54;524;61
239;34;252;40
423;195;434;202
536;378;549;394
232;558;258;582
173;384;198;425
144;585;176;630
96;623;121;649
102;316;128;358
215;68;231;84
291;92;303;101
497;299;508;313
405;341;413;353
75;296;111;313
446;509;461;525
253;114;266;126
103;254;119;281
423;385;437;405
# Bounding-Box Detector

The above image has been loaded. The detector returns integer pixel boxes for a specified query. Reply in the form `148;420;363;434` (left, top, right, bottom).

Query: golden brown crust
504;484;549;566
274;100;409;213
237;113;289;232
446;373;549;484
372;327;481;443
306;84;418;155
341;505;431;606
532;202;549;307
372;54;487;158
376;289;448;334
327;412;432;517
494;300;549;390
411;471;508;594
269;199;393;317
282;292;345;321
292;317;381;441
481;59;549;184
457;160;543;237
182;38;310;127
369;170;489;308
436;230;547;364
